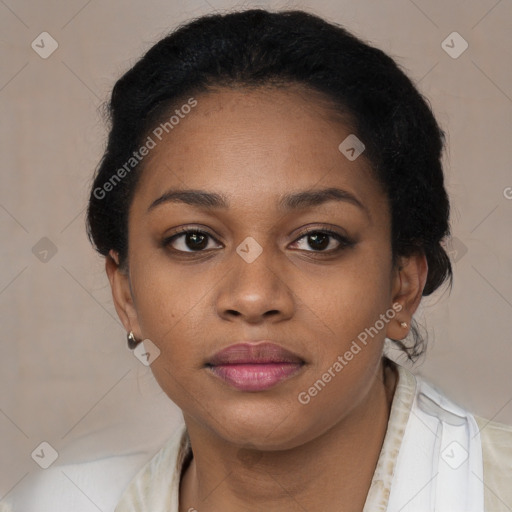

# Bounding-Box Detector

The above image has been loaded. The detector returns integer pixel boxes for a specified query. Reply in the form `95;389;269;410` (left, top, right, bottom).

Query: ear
386;250;428;340
105;250;142;339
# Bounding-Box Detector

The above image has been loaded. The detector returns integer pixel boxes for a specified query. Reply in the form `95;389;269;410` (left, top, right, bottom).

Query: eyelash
162;225;355;256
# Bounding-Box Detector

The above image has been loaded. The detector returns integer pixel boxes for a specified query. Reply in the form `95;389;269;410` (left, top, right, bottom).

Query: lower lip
207;362;304;391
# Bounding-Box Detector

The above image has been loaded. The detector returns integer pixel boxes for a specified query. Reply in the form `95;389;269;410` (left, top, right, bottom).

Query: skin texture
106;85;428;512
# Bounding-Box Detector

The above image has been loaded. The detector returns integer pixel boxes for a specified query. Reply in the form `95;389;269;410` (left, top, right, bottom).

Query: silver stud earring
400;321;408;329
127;331;139;350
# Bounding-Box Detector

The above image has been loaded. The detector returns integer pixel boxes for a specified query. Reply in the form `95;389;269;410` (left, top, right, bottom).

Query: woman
86;9;512;512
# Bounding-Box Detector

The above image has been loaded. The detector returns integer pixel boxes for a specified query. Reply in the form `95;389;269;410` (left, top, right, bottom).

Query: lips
206;342;305;391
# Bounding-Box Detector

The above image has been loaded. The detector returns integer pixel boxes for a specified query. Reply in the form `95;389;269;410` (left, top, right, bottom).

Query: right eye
162;228;223;253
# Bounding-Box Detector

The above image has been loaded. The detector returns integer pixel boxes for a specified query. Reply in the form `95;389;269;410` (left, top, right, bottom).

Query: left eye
291;230;350;252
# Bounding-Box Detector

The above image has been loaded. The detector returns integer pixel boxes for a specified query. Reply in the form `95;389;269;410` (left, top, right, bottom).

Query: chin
206;403;317;451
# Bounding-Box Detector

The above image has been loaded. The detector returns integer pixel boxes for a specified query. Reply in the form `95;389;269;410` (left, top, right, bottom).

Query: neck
180;358;398;512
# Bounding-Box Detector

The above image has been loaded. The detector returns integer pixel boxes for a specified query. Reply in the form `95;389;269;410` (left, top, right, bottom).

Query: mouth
205;342;305;392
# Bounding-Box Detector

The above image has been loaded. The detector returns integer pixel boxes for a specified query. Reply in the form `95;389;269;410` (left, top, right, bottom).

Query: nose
215;242;295;325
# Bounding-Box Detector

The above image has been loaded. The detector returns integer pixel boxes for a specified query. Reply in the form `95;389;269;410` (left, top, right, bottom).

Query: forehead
133;85;384;213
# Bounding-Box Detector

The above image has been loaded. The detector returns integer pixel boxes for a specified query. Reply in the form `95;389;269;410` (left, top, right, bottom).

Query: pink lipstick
206;342;305;391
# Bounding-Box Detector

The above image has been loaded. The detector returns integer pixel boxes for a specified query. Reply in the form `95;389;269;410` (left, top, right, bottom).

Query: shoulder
394;361;512;509
474;414;512;510
115;424;189;512
475;413;512;452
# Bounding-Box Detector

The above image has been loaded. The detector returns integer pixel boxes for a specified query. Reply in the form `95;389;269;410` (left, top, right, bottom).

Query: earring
127;331;139;350
399;321;408;329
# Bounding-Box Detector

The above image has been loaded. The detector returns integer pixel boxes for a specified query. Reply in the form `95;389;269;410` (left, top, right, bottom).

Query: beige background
1;0;511;510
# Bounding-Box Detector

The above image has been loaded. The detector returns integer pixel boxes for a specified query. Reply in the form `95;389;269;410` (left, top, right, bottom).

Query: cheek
290;253;393;427
129;253;212;356
128;258;212;408
300;242;393;337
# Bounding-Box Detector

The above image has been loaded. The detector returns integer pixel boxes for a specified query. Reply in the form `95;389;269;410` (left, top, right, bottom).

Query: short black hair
86;8;453;361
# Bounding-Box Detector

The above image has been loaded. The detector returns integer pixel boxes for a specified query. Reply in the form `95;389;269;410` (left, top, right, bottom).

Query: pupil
187;233;207;250
309;233;328;250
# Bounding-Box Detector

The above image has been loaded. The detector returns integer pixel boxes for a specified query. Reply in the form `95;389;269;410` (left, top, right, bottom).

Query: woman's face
113;85;408;449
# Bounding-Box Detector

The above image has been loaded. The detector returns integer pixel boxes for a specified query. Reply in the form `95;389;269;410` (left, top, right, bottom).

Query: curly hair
86;9;453;361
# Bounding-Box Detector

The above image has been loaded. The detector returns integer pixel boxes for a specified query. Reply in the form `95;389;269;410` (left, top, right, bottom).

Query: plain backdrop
1;0;511;510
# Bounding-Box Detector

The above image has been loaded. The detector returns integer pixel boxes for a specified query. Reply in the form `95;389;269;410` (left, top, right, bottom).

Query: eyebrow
147;187;369;218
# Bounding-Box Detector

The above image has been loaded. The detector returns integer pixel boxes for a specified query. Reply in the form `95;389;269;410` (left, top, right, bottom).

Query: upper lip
207;342;305;366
